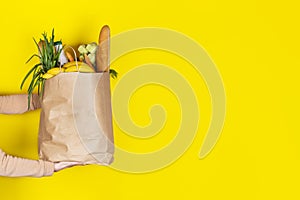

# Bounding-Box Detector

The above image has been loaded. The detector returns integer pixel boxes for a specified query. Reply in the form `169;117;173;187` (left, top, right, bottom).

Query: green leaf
20;63;42;89
25;54;41;64
33;38;42;56
27;75;42;109
40;79;45;98
21;29;64;110
109;69;118;79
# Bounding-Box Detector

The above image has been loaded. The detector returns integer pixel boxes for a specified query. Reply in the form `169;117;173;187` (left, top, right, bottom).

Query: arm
0;94;41;114
0;149;54;177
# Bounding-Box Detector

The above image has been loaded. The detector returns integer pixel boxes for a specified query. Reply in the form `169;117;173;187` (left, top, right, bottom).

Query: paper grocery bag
38;71;114;165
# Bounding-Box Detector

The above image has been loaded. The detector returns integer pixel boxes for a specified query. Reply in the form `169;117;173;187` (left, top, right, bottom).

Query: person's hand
54;161;82;172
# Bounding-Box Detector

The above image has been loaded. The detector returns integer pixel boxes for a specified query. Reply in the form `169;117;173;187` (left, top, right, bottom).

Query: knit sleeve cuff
43;161;54;176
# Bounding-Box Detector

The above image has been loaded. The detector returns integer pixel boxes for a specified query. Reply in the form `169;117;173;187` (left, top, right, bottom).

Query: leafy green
109;69;118;79
20;29;62;109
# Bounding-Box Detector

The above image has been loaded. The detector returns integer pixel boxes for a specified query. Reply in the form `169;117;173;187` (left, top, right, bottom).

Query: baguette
38;40;46;54
96;25;110;72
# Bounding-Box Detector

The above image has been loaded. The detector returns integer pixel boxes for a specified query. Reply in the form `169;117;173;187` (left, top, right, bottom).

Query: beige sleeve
0;149;54;177
0;94;41;114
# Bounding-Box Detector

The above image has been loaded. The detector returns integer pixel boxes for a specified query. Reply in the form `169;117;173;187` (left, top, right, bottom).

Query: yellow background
0;0;300;199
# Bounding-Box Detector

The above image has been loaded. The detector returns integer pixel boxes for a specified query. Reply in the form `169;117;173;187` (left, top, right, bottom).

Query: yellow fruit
63;61;85;68
64;63;95;73
47;67;64;75
42;73;54;79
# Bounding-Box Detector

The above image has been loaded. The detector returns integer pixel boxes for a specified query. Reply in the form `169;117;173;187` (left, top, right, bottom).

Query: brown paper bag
38;71;114;165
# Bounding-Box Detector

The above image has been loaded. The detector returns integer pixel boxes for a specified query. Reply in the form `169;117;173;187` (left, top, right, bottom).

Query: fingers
54;161;82;172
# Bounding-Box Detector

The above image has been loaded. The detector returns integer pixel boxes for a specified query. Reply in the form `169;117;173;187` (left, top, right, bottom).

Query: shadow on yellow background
0;0;299;199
